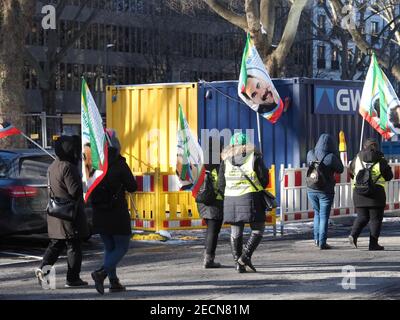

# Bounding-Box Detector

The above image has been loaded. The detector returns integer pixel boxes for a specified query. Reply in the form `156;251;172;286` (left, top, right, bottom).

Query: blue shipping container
198;78;381;202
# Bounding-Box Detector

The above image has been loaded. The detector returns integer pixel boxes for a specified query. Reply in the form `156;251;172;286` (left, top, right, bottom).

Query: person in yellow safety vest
218;132;269;273
196;136;224;268
348;138;393;251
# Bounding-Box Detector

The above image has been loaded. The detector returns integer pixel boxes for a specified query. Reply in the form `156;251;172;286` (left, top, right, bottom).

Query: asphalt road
1;218;400;300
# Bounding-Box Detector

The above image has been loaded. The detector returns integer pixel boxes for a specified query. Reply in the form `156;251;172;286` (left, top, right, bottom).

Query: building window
371;21;380;44
317;15;326;34
317;45;326;69
331;46;339;70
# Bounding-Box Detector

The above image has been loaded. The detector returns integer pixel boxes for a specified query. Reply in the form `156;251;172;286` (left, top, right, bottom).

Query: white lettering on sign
336;89;361;112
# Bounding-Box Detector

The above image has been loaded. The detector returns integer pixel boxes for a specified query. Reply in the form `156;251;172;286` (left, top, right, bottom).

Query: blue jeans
100;234;131;280
307;192;334;246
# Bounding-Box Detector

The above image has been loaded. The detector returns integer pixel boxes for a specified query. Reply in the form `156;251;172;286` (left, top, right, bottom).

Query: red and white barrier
135;175;155;192
279;161;400;234
163;175;180;192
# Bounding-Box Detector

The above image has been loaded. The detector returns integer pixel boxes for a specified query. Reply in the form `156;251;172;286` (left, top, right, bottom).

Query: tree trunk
0;0;35;148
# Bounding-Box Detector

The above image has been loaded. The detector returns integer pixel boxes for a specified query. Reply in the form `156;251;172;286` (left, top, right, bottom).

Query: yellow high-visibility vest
210;168;224;201
352;156;386;189
224;152;263;197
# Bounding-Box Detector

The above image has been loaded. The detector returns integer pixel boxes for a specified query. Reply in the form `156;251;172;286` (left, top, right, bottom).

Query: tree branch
330;0;400;81
260;0;275;48
271;0;308;69
203;0;248;31
53;9;97;66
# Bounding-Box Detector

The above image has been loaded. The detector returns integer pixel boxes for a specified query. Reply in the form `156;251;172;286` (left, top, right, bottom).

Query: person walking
218;132;269;273
35;135;89;288
90;129;137;294
348;138;393;251
196;137;224;268
306;133;344;250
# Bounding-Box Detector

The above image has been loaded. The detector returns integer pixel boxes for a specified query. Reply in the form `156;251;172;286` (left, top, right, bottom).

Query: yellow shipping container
106;83;276;234
106;83;198;174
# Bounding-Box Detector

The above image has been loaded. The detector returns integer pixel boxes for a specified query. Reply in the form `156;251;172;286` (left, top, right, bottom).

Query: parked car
0;149;92;238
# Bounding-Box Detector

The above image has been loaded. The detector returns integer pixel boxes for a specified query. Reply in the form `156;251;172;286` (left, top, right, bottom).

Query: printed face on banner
82;142;95;179
369;92;400;135
243;71;280;113
238;37;283;122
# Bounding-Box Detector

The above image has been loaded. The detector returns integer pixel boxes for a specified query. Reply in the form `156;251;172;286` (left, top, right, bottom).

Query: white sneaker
34;268;45;288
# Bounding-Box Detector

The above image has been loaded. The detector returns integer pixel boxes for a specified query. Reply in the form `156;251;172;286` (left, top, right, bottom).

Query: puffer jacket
218;144;269;224
306;133;344;194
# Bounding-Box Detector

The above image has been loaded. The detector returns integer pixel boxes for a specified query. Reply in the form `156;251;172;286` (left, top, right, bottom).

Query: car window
0;153;16;178
18;156;53;179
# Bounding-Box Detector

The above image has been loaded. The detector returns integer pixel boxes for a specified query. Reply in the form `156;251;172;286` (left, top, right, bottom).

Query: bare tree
329;0;400;81
303;1;369;80
166;0;309;77
0;0;36;148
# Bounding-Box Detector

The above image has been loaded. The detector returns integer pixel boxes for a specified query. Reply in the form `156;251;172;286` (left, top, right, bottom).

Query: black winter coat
90;148;137;235
47;137;89;240
349;147;393;208
218;145;269;224
306;134;344;194
197;165;223;220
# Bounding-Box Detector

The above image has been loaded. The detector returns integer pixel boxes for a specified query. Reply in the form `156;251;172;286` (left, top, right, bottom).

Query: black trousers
41;238;82;282
351;207;384;241
205;219;223;255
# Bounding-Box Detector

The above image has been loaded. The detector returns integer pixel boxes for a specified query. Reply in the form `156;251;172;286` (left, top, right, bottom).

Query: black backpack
354;158;382;196
195;171;218;205
306;153;330;190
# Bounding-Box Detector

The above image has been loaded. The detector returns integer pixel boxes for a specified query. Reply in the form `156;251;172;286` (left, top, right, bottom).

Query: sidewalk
1;218;400;300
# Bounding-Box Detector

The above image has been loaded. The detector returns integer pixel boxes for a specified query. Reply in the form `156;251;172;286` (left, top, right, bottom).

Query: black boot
230;236;245;273
91;267;107;295
203;252;221;269
109;278;126;293
369;236;384;251
238;233;263;272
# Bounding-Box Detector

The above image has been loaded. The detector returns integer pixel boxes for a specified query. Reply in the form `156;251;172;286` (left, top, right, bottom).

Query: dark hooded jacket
90;147;137;235
197;163;224;220
218;144;269;224
349;139;393;207
307;133;344;194
47;136;89;240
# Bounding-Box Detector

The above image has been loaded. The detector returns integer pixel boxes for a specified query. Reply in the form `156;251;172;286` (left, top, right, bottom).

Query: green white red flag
238;33;284;124
359;54;400;140
176;104;205;197
81;78;108;202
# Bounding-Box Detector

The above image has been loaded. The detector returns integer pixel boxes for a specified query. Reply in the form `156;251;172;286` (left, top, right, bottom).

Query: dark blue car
0;149;92;237
0;149;52;236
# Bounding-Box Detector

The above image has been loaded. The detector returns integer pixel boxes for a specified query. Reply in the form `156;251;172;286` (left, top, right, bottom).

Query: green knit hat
230;132;248;146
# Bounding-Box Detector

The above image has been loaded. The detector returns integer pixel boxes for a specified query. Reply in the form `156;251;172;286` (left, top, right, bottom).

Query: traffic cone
339;131;348;166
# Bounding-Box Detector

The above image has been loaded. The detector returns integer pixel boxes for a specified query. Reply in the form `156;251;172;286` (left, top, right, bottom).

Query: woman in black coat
35;135;89;288
218;133;269;273
196;137;224;268
348;138;393;250
90;129;137;295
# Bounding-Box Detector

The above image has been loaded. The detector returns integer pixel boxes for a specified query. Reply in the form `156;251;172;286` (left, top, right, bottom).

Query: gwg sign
314;85;362;115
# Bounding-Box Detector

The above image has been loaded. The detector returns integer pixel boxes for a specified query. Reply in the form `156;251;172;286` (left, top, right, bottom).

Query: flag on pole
359;54;400;140
238;33;284;124
0;122;21;138
81;78;108;202
176;104;205;197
